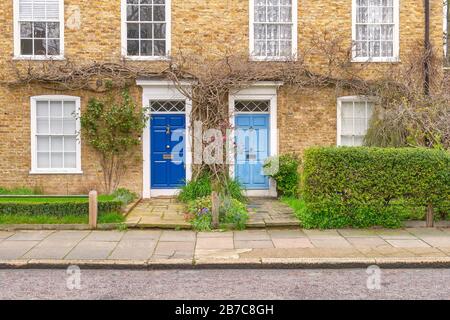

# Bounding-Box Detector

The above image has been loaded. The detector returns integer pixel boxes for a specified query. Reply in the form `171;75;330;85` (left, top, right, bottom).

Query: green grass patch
0;195;115;204
0;187;42;195
0;212;125;225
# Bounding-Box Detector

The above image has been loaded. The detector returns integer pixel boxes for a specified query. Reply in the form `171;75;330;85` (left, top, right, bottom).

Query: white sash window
352;0;399;62
250;0;298;60
337;97;374;147
14;0;64;59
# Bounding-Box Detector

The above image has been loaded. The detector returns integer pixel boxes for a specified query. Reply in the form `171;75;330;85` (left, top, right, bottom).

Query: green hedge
0;199;122;217
301;147;450;228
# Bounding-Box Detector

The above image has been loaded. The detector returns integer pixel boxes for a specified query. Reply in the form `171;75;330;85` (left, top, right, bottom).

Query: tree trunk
211;191;220;229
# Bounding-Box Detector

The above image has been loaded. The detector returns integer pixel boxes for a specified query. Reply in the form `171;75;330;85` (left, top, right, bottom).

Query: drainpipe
424;0;431;96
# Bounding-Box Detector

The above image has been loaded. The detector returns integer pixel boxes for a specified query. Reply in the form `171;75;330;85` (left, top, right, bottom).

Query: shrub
301;147;450;228
178;173;247;203
0;187;42;195
186;196;249;231
111;188;138;206
264;154;301;197
0;198;122;217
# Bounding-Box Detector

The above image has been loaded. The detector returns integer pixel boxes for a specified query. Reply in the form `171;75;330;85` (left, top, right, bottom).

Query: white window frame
13;0;65;60
30;95;82;175
121;0;172;61
336;96;375;146
249;0;298;61
351;0;400;63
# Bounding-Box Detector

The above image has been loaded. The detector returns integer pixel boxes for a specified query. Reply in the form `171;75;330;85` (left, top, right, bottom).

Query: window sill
13;56;65;61
249;56;297;62
123;55;171;62
351;57;400;63
29;170;83;175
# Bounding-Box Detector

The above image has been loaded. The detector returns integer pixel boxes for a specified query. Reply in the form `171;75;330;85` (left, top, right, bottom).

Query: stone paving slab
0;228;450;262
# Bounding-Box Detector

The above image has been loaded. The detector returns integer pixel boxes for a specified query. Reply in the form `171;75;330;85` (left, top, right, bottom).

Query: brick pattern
0;1;444;194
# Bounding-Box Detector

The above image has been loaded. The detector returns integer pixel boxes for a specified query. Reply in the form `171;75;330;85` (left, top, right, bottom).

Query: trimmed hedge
0;199;122;217
302;147;450;228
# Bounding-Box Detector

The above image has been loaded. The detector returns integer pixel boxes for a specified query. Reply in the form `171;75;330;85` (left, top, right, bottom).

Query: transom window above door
337;98;374;147
235;100;270;113
150;100;186;113
250;0;298;60
122;0;170;59
352;0;399;62
14;0;64;59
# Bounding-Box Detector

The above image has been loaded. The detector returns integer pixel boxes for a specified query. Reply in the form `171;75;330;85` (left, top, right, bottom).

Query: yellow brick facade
0;1;444;195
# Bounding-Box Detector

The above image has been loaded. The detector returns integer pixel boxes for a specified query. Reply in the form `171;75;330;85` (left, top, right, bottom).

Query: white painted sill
13;56;65;61
351;57;400;63
123;55;171;62
29;170;83;175
249;56;298;62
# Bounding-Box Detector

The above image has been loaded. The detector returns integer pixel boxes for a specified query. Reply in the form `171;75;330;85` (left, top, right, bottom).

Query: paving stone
108;240;156;260
268;229;307;238
23;245;75;260
197;231;233;238
375;229;417;240
303;229;341;239
153;241;195;259
346;237;390;247
357;246;421;258
272;238;314;248
0;231;14;240
6;231;54;241
195;249;252;259
159;231;196;242
417;237;450;248
65;241;117;260
196;237;234;249
404;247;448;257
311;238;352;248
121;230;162;240
337;229;381;238
0;241;39;260
44;231;90;241
234;240;274;249
386;239;431;248
84;231;124;242
406;228;449;237
234;230;271;241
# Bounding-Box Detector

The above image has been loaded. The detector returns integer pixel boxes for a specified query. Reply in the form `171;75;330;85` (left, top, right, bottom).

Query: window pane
254;41;266;56
50;119;63;134
20;22;32;37
341;102;353;117
37;136;49;152
280;41;292;56
21;39;33;55
127;40;139;55
255;6;266;22
47;39;60;55
340;136;354;147
354;102;366;118
153;40;165;56
63;119;76;134
153;5;165;21
341;119;354;135
37;152;50;168
64;152;77;168
140;6;152;21
127;23;139;39
33;22;46;38
47;22;60;38
34;39;46;55
354;118;367;135
280;7;292;22
353;136;365;146
280;25;292;39
51;153;63;168
153;23;165;38
140;23;153;39
37;119;49;134
267;6;279;22
51;136;63;152
50;101;62;117
64;137;77;152
141;40;152;55
37;101;48;117
267;25;278;40
63;101;76;118
127;5;139;21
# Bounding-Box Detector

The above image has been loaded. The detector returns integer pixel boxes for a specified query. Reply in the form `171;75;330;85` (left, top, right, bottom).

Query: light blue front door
150;114;186;189
235;114;270;190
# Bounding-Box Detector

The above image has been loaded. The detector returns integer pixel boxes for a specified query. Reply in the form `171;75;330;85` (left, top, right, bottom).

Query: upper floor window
337;97;374;147
13;0;64;59
121;0;171;60
30;96;82;174
352;0;399;62
250;0;298;60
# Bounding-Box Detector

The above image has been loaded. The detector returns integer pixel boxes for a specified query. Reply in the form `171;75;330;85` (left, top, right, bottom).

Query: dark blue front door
151;114;186;189
235;114;270;190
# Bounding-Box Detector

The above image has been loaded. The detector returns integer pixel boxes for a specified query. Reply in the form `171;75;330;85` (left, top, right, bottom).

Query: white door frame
228;82;282;197
137;80;193;198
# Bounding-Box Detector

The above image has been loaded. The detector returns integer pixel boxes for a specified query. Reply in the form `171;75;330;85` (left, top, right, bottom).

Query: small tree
80;87;149;194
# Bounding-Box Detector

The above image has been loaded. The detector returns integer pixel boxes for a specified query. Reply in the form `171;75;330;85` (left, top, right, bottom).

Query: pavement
1;228;450;269
125;197;298;229
1;268;450;299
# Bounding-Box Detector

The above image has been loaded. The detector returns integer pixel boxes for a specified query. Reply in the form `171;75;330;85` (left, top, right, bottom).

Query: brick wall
0;1;444;194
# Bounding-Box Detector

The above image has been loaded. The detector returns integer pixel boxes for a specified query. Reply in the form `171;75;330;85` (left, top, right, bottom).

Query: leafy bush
111;188;138;206
264;154;301;197
186;196;249;231
178;173;247;203
0;187;42;195
0;198;122;217
301;147;450;228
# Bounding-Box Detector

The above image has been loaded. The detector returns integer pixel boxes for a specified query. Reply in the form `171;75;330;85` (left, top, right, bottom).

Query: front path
1;228;450;261
126;197;298;229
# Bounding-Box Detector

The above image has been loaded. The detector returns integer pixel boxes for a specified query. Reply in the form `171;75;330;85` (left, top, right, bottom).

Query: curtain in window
340;100;374;147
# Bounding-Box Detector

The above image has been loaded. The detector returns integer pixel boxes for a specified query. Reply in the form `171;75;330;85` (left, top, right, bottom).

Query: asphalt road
0;268;449;300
